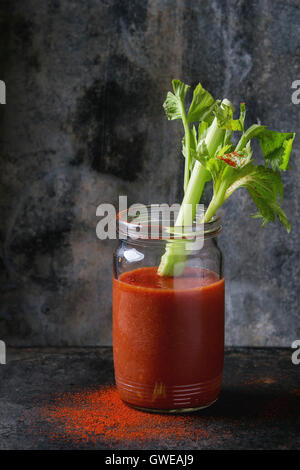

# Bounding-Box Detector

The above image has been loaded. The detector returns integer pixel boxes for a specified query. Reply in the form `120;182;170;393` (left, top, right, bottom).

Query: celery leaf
163;79;190;121
216;142;252;168
214;103;244;131
256;129;296;171
187;83;216;124
225;163;290;232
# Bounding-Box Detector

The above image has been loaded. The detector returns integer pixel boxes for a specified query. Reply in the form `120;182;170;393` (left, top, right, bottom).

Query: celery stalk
158;116;226;276
158;81;294;277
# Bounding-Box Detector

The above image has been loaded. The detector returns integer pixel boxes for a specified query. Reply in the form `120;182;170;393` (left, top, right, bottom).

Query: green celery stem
203;181;227;223
180;100;191;192
158;109;227;277
176;116;226;228
176;162;209;225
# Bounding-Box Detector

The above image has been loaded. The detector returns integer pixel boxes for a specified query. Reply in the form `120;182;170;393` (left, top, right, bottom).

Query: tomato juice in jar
113;206;224;412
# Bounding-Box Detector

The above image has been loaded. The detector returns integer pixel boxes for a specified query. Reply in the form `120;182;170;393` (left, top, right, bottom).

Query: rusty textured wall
0;0;299;346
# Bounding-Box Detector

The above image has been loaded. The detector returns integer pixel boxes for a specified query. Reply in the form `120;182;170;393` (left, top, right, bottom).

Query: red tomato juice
113;266;225;411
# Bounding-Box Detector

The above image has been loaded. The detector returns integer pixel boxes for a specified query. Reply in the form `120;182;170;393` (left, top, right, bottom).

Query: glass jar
113;205;224;413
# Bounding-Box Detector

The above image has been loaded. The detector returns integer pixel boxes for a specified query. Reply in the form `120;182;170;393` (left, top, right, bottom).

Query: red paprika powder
34;385;221;446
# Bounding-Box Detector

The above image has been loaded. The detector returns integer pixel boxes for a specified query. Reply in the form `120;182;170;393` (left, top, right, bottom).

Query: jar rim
117;204;222;241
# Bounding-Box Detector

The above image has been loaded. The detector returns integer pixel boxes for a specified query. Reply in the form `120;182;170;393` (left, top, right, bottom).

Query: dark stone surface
0;347;299;450
0;1;299;346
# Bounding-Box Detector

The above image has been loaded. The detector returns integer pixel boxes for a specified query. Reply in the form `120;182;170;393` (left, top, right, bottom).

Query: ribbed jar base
125;400;217;414
116;374;222;412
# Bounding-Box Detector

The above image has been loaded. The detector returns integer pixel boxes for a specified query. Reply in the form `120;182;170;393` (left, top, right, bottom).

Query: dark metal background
0;0;299;346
